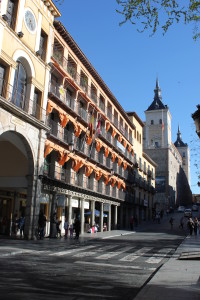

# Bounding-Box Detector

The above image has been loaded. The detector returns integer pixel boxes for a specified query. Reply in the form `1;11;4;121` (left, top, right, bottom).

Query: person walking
187;217;194;235
38;210;46;239
193;217;199;236
56;217;62;238
64;218;68;239
18;215;25;238
69;224;73;238
74;218;80;240
169;217;174;229
179;217;184;230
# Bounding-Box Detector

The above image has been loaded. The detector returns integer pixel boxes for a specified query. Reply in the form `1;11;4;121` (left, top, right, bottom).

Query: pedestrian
130;216;134;230
193;217;199;236
169;217;174;229
69;224;73;238
187;217;194;235
12;213;18;236
74;218;80;239
38;210;46;239
56;217;62;238
64;218;68;239
179;217;184;229
18;214;25;238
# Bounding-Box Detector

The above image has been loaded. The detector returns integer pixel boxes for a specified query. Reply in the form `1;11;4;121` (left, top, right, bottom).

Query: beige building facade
0;0;156;239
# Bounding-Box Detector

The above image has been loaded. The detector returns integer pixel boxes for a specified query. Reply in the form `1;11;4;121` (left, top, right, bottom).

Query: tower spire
154;77;162;101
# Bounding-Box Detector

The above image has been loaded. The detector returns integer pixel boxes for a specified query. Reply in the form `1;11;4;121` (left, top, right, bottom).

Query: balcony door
12;60;27;109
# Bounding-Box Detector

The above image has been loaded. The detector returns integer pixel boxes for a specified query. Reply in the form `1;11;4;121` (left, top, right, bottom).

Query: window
159;119;162;124
38;30;48;61
6;0;18;30
91;84;97;103
67;56;77;79
0;64;6;96
12;60;27;109
33;88;42;120
183;152;185;157
99;95;105;112
151;120;154;125
80;72;88;92
155;141;159;148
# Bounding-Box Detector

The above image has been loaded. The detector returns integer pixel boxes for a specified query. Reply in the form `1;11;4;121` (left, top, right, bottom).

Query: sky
56;0;200;194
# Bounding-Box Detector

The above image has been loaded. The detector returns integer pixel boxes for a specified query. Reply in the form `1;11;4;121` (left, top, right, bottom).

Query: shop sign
57;194;66;207
40;194;49;203
144;199;148;207
84;201;89;209
72;199;79;208
104;203;110;211
21;200;26;207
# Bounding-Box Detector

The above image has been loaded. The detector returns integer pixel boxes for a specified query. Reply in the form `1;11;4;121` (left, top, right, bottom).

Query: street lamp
192;105;200;138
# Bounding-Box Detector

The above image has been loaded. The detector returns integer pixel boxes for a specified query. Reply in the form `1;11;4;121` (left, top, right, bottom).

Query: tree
116;0;200;40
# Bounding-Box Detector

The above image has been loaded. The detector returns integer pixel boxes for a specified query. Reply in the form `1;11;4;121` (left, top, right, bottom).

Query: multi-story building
41;20;156;235
0;0;60;238
143;79;192;210
0;0;156;239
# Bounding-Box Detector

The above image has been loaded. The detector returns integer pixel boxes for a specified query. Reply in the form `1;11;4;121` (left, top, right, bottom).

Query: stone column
67;195;72;226
80;198;85;235
91;200;95;226
114;205;118;229
99;202;103;232
50;192;57;238
107;204;111;231
120;204;123;229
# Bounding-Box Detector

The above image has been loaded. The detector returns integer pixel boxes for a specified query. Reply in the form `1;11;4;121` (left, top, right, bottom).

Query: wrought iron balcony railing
0;77;46;123
43;162;126;200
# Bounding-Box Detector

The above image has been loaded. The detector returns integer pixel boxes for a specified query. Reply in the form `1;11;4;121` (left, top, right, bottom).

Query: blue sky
57;0;200;194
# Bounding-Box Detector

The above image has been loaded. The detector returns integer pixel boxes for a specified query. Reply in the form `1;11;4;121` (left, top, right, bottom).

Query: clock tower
144;78;171;149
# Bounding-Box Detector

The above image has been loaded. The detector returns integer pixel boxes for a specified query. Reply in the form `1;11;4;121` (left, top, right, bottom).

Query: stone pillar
80;198;85;235
91;200;95;226
114;205;118;229
107;204;111;231
120;204;123;229
99;202;103;232
67;196;72;226
24;175;37;240
50;192;57;238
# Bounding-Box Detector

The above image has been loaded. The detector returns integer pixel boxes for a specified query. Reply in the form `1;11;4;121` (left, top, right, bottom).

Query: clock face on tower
24;8;36;33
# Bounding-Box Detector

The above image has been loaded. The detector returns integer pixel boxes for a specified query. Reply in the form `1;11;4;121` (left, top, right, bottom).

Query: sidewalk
134;234;200;300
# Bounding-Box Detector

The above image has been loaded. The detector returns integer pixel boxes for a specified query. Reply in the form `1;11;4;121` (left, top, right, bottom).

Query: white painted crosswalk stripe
146;248;173;264
48;245;96;256
120;247;152;262
73;244;119;257
96;246;133;259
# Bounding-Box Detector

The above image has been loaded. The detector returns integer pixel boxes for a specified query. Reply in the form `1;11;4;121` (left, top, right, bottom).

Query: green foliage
116;0;200;40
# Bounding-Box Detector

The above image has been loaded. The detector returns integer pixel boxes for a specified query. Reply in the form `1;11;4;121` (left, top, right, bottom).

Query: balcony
78;106;88;122
0;77;46;123
99;100;105;112
49;81;76;111
47;119;71;143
